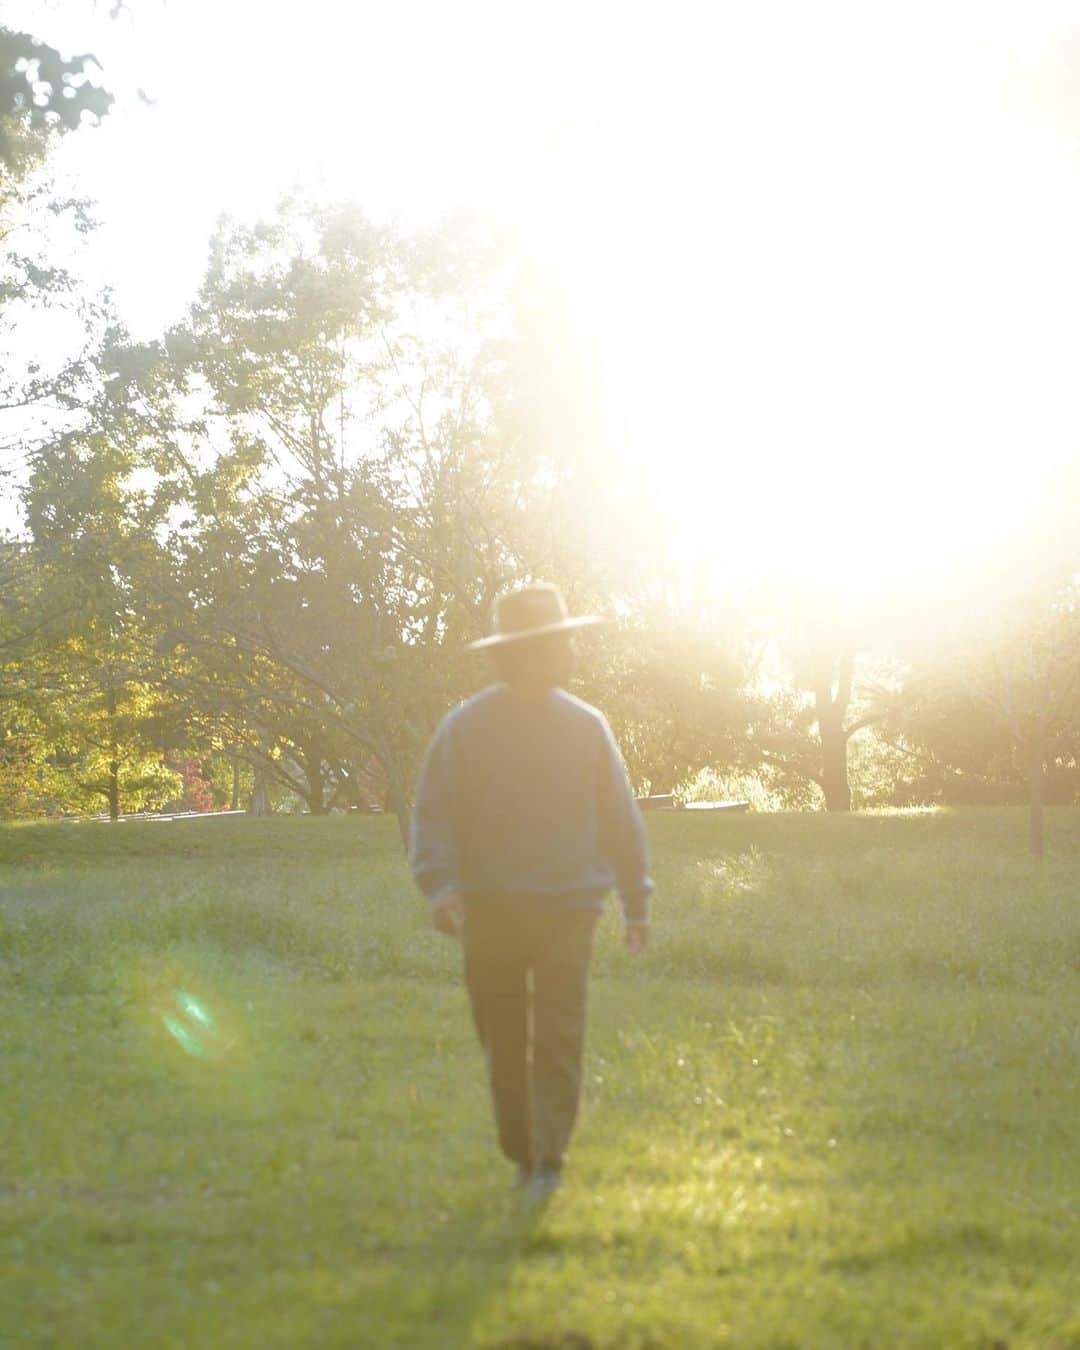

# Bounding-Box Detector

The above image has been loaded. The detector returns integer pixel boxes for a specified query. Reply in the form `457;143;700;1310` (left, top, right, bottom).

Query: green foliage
10;372;185;817
0;147;102;484
0;723;56;816
5;181;1077;832
69;743;181;815
0;28;112;175
745;588;906;813
1;811;1077;1347
897;575;1080;795
586;617;748;796
102;197;656;826
0;17;110;470
676;766;791;812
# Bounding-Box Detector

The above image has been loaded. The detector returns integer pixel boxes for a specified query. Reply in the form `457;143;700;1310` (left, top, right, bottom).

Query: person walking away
409;584;654;1202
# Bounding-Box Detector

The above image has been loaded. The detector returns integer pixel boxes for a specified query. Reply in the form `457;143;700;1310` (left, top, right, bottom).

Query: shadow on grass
351;1181;559;1350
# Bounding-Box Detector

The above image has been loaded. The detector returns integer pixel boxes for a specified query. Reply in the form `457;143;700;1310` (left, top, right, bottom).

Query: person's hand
624;923;649;956
433;892;465;938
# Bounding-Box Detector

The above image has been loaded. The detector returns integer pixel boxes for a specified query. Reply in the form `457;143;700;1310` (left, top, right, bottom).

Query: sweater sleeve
596;715;655;924
409;714;463;907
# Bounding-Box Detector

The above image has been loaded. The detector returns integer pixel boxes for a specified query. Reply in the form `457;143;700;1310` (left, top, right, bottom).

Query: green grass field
1;809;1078;1349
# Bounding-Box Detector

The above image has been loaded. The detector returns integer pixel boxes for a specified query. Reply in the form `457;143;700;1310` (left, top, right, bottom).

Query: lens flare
161;990;228;1060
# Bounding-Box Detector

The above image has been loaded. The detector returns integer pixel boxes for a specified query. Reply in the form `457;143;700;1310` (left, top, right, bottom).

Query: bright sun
510;8;1080;596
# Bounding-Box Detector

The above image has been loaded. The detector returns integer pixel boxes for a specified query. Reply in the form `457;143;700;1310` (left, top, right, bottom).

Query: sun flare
7;0;1080;598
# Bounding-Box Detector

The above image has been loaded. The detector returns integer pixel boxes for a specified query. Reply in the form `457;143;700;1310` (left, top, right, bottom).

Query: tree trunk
815;689;851;812
106;677;120;821
107;758;120;822
304;759;327;814
230;758;240;811
383;764;410;850
813;651;854;813
1028;740;1045;858
819;727;851;812
248;766;273;816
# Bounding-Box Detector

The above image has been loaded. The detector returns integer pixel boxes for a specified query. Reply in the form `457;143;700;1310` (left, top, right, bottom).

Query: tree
143;200;644;837
6;194;673;832
20;332;182;819
584;601;749;797
0;28;112;175
898;575;1080;855
152;201;446;835
1;24;110;506
746;589;897;811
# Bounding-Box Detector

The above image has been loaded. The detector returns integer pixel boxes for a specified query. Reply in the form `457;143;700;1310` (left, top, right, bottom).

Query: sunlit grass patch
684;845;771;900
1;809;1078;1347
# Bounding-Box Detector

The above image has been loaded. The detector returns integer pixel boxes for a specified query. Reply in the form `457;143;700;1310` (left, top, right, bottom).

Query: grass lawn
1;808;1078;1349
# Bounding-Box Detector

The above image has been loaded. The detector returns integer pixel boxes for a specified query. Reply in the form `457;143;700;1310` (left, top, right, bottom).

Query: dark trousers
463;905;599;1170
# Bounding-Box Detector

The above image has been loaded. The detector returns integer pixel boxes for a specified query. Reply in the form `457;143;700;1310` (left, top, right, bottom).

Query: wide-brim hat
467;583;604;651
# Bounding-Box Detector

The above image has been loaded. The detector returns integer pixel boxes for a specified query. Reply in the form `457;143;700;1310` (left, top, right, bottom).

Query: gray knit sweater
409;684;654;923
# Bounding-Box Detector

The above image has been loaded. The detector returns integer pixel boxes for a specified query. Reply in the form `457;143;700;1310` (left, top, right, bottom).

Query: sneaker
527;1164;562;1203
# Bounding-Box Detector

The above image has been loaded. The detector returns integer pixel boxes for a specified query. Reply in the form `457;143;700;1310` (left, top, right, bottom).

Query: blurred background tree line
1;14;1078;848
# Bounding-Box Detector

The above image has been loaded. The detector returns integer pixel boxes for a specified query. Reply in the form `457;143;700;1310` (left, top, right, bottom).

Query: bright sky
7;0;1080;595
